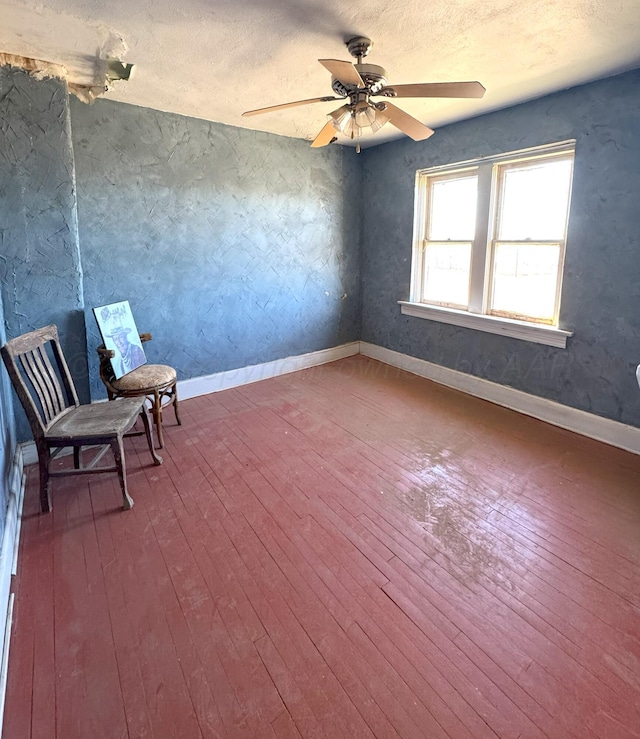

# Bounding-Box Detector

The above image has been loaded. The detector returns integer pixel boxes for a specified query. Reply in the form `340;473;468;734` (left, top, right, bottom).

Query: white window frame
400;141;575;348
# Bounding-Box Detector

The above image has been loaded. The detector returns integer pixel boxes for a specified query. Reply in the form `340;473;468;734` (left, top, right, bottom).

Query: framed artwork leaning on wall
94;300;147;379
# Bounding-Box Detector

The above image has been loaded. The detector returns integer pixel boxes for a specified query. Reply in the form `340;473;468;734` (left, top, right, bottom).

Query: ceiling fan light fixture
329;104;353;134
370;108;390;133
353;101;389;133
328;99;391;145
353;101;374;128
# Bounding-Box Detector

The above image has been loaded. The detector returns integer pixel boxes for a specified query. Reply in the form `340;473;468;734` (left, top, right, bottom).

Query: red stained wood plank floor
4;355;640;738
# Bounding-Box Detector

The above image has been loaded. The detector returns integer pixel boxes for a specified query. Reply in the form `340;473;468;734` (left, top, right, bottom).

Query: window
403;142;575;347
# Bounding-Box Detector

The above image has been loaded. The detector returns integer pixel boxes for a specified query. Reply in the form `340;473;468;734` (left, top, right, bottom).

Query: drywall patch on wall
0;66;88;439
70;98;362;398
360;68;640;427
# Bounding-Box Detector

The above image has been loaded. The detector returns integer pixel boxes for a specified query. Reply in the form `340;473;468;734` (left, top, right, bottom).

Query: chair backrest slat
1;325;78;439
36;345;68;417
20;346;68;425
21;351;56;425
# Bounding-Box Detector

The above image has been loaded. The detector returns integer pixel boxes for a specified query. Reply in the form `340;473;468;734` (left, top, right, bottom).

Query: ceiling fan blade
382;102;435;141
377;82;486;99
318;59;364;88
242;96;341;117
311;121;337;148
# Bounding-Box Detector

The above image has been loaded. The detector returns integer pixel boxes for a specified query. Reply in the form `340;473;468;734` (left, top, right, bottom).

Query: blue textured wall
360;69;640;426
70;99;361;398
0;68;89;440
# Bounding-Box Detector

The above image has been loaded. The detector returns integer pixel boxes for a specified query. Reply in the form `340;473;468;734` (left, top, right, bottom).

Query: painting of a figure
93;301;147;380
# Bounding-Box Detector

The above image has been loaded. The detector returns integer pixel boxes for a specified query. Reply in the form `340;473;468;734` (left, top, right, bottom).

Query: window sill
398;301;573;348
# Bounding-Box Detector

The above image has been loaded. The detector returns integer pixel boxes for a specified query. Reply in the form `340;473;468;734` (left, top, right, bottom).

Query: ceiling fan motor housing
356;64;388;93
330;63;388;97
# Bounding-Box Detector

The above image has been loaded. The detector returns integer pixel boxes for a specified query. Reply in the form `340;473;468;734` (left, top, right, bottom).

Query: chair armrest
97;345;115;359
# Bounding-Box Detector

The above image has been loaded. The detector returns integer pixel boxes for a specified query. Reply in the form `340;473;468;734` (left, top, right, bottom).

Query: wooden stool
98;333;181;449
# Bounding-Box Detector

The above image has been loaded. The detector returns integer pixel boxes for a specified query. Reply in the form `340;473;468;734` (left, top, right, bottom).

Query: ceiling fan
242;36;486;152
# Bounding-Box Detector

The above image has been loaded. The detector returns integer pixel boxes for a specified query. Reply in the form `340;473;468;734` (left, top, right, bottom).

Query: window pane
429;175;478;241
423;242;471;307
497;158;573;240
490;242;560;321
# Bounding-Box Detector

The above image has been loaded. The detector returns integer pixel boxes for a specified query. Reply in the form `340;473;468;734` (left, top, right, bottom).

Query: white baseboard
22;337;639;458
18;339;640;457
0;444;26;736
177;341;360;400
19;342;362;464
0;593;13;739
21;441;37;467
360;341;640;455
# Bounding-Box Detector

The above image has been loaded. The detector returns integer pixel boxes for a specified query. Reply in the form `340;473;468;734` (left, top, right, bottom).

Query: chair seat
110;364;177;393
47;397;145;441
97;340;181;450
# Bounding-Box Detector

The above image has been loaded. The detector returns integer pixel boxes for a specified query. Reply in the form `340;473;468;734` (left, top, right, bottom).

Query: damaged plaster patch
0;51;66;82
0;50;133;104
68;57;134;104
97;26;128;62
0;5;132;103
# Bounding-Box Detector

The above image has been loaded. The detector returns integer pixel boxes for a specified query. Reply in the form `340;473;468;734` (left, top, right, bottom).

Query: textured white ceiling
1;0;640;149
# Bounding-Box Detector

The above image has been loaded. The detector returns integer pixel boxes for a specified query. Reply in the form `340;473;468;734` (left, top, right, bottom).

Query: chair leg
37;443;52;513
111;437;134;511
150;389;165;449
172;383;182;426
140;408;163;466
73;446;81;470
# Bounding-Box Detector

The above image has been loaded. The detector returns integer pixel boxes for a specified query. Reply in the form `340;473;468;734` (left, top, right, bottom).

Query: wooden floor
4;355;640;738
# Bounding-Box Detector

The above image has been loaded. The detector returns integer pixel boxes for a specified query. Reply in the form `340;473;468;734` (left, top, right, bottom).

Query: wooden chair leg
73;446;81;470
111;437;134;511
172;383;182;426
37;443;52;513
140;409;163;466
151;389;164;449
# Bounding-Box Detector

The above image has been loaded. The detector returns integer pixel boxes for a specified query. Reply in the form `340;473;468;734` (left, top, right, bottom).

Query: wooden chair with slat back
1;325;163;512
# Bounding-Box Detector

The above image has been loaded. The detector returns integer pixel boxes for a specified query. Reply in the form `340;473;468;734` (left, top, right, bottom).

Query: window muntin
412;143;575;327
